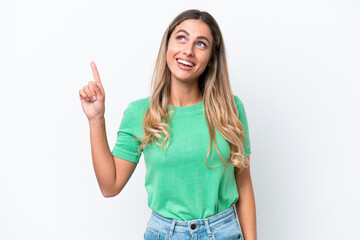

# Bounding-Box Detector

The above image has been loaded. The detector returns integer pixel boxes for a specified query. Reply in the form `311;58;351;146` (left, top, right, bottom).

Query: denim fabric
144;204;243;240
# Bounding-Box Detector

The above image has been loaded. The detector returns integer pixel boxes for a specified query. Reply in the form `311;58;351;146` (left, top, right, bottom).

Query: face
166;19;213;84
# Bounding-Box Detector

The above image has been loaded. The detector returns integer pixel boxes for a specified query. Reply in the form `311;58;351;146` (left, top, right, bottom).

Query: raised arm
79;61;137;197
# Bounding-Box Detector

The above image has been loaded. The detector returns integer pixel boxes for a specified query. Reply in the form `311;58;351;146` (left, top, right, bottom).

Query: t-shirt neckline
167;101;204;114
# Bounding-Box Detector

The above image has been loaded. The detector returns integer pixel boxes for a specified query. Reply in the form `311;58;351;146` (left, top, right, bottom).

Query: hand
79;61;106;121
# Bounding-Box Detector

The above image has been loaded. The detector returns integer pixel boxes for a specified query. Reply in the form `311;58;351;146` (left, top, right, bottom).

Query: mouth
176;58;195;70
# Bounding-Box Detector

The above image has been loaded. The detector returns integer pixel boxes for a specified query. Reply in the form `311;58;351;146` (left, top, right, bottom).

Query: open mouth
176;58;195;70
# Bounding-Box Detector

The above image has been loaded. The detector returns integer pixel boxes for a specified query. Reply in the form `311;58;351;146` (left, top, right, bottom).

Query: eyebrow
175;29;211;45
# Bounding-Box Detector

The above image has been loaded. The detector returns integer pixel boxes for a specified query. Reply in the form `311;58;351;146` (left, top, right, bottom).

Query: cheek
166;48;173;65
166;45;175;62
166;51;174;68
167;45;181;57
200;54;212;69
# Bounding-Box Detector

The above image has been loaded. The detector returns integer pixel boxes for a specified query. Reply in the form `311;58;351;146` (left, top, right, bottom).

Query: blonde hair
135;9;249;172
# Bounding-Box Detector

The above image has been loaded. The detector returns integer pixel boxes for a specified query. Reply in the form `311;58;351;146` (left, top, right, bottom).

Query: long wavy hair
135;9;249;172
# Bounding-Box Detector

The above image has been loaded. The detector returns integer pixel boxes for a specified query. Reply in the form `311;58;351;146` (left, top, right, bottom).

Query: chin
170;70;199;82
173;74;198;82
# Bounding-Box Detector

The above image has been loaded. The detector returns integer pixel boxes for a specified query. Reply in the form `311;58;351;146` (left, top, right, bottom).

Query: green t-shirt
111;95;251;221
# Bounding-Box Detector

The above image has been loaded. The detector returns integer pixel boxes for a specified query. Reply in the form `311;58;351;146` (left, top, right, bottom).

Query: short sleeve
234;96;252;156
111;103;143;163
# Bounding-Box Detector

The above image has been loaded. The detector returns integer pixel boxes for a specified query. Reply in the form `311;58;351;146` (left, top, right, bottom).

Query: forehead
172;19;213;40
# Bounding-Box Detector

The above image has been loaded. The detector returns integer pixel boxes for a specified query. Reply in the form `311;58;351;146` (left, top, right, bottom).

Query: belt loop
233;203;238;218
169;219;176;237
204;219;212;237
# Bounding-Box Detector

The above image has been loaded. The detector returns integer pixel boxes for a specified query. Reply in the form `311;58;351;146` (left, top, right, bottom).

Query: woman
79;9;256;240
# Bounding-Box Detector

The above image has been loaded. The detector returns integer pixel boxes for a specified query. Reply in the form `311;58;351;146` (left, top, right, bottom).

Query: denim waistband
148;204;238;237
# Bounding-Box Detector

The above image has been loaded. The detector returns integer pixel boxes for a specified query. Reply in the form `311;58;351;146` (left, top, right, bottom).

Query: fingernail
92;96;96;101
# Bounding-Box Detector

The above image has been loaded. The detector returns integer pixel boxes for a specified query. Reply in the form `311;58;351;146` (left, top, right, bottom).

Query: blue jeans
144;203;243;240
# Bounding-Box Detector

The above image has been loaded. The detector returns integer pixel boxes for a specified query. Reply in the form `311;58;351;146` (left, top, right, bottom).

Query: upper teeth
177;59;194;67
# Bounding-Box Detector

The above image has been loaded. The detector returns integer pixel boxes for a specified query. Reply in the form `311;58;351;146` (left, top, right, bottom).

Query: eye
197;41;206;48
176;36;186;42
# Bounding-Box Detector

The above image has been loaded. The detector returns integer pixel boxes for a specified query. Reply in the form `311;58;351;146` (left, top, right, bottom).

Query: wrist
88;116;105;124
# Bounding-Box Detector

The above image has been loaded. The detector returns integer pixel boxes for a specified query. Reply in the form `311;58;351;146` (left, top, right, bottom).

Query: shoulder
233;94;245;110
127;96;150;114
232;94;249;122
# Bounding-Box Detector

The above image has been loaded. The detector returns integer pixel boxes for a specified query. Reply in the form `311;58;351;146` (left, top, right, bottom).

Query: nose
183;43;194;56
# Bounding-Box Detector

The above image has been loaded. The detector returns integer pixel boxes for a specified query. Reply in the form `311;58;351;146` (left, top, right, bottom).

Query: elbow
100;187;120;198
102;191;118;198
102;193;115;198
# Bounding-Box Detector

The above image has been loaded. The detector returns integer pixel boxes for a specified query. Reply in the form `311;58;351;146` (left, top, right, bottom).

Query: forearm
235;184;257;240
88;116;116;196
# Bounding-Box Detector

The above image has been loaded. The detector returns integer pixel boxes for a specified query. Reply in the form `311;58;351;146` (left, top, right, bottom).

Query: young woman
79;9;256;240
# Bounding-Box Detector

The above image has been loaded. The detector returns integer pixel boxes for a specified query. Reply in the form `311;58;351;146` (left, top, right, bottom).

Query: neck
169;78;203;107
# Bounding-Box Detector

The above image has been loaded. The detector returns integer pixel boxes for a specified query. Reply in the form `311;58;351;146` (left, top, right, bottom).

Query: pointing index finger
90;61;101;83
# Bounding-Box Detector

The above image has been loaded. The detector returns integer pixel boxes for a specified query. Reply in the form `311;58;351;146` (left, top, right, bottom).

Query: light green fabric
111;95;251;221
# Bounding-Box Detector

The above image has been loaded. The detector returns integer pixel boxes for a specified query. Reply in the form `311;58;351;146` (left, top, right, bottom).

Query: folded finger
88;81;96;97
79;89;90;101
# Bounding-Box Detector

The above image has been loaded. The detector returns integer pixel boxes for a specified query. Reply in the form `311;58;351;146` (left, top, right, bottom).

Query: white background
1;0;359;239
